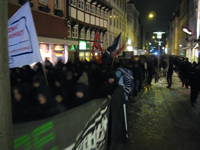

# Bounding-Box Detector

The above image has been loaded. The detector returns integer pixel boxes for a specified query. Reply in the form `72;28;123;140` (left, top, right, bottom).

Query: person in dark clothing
189;65;200;107
161;59;167;77
31;75;48;106
99;71;118;97
167;60;174;88
12;83;35;123
35;87;62;119
132;63;142;96
52;76;67;107
147;59;154;85
181;58;192;88
71;83;92;108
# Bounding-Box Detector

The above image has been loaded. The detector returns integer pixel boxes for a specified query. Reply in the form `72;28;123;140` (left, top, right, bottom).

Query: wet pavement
116;73;200;150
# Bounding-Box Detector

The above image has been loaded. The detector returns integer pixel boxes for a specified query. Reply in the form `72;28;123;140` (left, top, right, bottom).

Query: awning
37;36;78;45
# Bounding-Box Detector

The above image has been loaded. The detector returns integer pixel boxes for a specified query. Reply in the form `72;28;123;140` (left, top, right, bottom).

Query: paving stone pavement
115;73;200;150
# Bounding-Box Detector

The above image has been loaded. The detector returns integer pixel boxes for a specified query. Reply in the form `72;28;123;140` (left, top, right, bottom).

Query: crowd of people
11;54;199;124
10;55;150;124
173;56;200;107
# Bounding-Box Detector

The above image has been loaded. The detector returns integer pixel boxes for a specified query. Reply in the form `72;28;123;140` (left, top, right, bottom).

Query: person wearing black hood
70;83;91;109
132;63;142;96
51;75;67;108
12;83;35;123
99;71;118;98
35;87;62;119
31;74;48;106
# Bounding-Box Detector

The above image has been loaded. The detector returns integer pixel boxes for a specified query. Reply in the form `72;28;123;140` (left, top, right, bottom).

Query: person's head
134;63;138;68
38;94;46;104
66;71;73;80
108;72;116;84
14;89;22;102
74;83;86;98
55;95;63;103
82;71;88;77
186;58;189;62
32;75;46;87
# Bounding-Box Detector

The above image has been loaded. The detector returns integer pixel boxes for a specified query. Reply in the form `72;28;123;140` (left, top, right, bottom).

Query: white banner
8;2;42;68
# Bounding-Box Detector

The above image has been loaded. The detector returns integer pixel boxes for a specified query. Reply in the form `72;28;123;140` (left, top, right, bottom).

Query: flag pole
0;1;14;149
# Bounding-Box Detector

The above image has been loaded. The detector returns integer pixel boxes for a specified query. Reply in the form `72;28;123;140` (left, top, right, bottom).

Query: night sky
131;0;180;38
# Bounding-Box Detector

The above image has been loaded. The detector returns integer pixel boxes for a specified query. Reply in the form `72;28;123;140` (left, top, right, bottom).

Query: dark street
117;74;200;150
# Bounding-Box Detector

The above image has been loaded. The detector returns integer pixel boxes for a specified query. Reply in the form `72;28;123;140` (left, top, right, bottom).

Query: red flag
92;32;103;64
112;44;125;58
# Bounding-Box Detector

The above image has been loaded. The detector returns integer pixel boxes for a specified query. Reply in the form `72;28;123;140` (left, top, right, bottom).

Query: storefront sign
54;45;64;57
79;41;87;50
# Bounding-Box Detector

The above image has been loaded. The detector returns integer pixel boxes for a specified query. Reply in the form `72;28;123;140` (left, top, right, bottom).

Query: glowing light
152;36;155;39
149;14;154;18
182;27;193;35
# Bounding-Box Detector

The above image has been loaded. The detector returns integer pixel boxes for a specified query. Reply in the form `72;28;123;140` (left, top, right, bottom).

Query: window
105;11;107;19
78;0;84;9
39;0;48;5
100;33;103;41
117;14;119;28
110;14;112;25
87;42;90;50
109;35;112;45
120;16;121;29
68;26;71;37
97;8;100;16
86;2;90;12
72;26;78;38
113;12;116;27
101;10;104;18
104;33;108;49
92;5;96;14
86;30;90;40
80;28;85;39
70;0;76;6
55;0;62;10
91;31;95;40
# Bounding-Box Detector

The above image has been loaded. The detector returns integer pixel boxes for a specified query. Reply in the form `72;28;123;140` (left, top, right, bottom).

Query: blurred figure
167;60;174;88
161;59;167;77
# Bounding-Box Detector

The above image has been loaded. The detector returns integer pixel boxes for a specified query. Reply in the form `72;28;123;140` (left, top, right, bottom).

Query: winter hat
77;75;89;85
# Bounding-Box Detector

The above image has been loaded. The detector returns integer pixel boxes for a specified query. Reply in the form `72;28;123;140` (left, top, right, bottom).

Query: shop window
86;2;90;12
70;0;76;6
91;5;96;14
87;42;90;50
72;26;78;38
101;10;104;18
91;31;95;40
96;8;100;16
86;30;90;40
55;0;62;10
78;0;84;10
79;52;85;61
80;28;85;39
68;26;71;37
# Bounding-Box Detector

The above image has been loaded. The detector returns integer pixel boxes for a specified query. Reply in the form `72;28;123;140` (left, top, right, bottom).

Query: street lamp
152;36;155;39
149;14;154;18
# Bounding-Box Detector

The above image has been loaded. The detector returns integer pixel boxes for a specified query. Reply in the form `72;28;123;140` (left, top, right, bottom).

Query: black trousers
167;73;172;87
147;72;152;84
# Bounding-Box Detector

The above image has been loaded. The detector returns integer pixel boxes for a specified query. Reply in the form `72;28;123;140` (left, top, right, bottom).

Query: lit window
113;12;116;27
78;0;84;9
86;30;90;40
97;8;100;16
55;0;62;10
92;5;96;14
80;28;85;39
70;0;76;6
72;26;78;38
86;2;90;12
